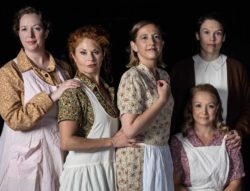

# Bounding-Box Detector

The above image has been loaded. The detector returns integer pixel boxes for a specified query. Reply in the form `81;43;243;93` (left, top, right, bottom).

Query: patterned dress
116;64;174;191
170;128;245;188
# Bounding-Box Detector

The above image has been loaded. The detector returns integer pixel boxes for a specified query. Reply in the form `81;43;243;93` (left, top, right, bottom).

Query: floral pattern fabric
58;71;118;137
170;128;245;187
116;64;174;190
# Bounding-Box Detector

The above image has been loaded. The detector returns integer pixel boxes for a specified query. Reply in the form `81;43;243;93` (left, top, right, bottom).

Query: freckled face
72;38;104;77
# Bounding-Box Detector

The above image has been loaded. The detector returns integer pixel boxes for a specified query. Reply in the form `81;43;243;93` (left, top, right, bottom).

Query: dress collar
137;63;161;80
193;54;227;71
16;49;56;72
75;71;115;101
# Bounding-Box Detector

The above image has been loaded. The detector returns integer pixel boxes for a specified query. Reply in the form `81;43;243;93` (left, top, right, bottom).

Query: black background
1;1;250;80
1;0;250;131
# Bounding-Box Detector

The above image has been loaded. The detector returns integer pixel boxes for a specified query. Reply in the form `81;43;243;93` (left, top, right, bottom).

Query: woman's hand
157;80;171;104
111;129;138;148
50;79;81;101
226;130;241;150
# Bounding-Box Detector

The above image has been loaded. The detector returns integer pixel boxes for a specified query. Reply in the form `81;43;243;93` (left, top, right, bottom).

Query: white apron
59;86;119;191
176;134;229;191
0;64;66;191
143;144;174;191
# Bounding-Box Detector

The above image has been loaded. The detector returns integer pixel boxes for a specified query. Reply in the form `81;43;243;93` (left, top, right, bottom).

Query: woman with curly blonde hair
170;84;245;191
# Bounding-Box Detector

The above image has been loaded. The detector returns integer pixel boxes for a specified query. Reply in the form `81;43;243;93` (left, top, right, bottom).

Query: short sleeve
58;88;82;123
117;70;145;115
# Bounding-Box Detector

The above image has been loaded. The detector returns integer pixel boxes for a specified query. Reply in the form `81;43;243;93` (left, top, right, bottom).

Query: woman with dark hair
171;12;250;139
170;12;250;189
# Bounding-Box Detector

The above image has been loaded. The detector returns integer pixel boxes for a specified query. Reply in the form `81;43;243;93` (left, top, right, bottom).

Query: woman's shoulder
0;59;21;78
120;66;141;80
226;57;245;69
1;59;17;70
64;86;86;96
122;66;140;75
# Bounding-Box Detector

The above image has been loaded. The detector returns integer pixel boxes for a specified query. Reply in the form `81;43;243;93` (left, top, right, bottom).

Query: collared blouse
58;71;118;137
117;63;174;145
0;49;72;130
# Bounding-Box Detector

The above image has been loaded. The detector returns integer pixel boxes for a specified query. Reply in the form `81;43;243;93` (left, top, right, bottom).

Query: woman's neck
141;61;157;76
199;51;220;62
194;125;215;145
81;72;100;85
25;49;49;70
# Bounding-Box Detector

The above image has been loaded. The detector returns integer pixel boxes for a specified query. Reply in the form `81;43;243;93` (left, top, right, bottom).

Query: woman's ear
71;52;76;63
44;30;49;40
223;34;226;42
195;32;200;41
130;41;138;52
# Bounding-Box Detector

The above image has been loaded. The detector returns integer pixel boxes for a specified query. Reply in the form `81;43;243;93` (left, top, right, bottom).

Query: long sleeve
227;58;250;136
0;61;53;131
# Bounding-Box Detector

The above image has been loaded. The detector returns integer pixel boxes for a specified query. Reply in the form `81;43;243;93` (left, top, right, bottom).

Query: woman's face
131;24;164;64
192;91;218;127
196;19;225;55
72;38;104;77
18;13;48;52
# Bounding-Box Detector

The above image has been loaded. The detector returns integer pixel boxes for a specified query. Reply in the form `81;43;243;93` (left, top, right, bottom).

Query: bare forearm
122;99;165;138
60;136;113;151
224;179;242;191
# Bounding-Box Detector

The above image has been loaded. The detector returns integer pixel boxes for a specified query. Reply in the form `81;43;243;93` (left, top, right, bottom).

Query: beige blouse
117;63;174;145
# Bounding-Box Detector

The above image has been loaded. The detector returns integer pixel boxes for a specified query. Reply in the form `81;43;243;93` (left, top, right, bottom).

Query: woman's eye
203;30;209;35
34;27;42;31
154;34;161;40
208;104;216;109
193;103;201;108
215;31;223;36
93;50;100;54
80;51;87;55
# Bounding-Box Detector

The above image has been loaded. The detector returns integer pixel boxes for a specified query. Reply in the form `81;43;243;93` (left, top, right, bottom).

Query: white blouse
193;54;228;120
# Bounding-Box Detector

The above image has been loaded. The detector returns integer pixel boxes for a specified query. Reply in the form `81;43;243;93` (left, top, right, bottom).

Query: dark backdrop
1;0;250;133
1;1;250;79
1;2;250;188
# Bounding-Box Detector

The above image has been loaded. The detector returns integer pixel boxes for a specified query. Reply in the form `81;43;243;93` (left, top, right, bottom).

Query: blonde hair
126;20;166;68
182;84;228;136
